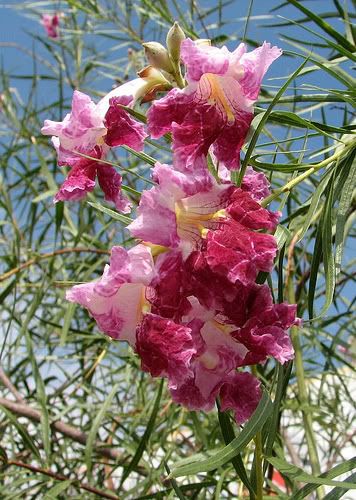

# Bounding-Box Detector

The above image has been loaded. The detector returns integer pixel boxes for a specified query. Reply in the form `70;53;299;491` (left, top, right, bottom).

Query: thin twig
0;397;122;462
7;460;119;500
0;247;110;282
0;366;25;403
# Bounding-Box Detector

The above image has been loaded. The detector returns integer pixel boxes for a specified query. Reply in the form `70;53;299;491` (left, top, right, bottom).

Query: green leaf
61;302;76;346
275;225;291;250
265;456;356;492
291;458;356;499
87;202;133;225
238;57;309;183
44;480;73;499
296;167;334;242
164;463;188;500
0;406;41;461
334;150;356;277
217;407;255;497
287;0;356;52
319;175;336;318
324;472;356;500
85;383;119;481
170;389;273;478
120;379;163;486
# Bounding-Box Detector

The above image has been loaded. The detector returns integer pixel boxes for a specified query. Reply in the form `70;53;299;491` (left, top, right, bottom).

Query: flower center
202;73;235;123
175;199;226;241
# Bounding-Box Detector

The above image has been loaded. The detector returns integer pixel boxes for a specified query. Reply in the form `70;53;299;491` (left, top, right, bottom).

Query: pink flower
66;244;154;345
166;300;259;422
128;162;278;257
148;39;281;171
41;14;60;39
42;79;148;209
149;249;191;320
42;80;147;167
231;285;298;364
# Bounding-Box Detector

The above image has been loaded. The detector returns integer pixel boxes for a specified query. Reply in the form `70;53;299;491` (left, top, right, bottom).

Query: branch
8;460;119;500
0;397;122;462
0;366;25;403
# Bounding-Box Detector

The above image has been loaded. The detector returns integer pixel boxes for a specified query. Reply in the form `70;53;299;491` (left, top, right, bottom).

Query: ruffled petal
147;88;193;139
54;160;97;203
220;372;261;424
227;188;280;230
181;38;230;83
104;96;147;150
211;110;253;169
66;244;154;344
241;166;271;201
205;220;277;284
96;164;131;213
42;91;106;165
127;186;179;247
136;313;196;389
240;42;282;101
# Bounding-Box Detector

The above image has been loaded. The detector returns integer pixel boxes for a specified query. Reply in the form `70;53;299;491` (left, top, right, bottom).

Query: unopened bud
166;22;186;63
142;42;173;73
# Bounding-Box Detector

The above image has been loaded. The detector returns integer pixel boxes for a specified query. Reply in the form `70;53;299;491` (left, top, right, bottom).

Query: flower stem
261;139;355;207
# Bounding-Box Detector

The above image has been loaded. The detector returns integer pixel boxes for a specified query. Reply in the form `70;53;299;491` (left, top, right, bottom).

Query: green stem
172;64;185;89
261;140;355;207
252;366;264;500
254;432;264;500
287;279;324;499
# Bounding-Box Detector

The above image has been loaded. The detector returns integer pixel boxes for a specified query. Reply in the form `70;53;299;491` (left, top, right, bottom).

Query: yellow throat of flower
203;73;235;123
175;200;226;239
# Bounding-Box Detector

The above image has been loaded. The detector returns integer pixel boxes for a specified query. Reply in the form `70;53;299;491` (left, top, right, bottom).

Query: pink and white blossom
148;39;281;171
42;80;148;209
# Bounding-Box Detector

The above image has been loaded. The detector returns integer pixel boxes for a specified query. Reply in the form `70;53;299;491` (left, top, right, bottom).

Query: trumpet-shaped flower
128;163;278;276
66;244;155;345
148;39;281;171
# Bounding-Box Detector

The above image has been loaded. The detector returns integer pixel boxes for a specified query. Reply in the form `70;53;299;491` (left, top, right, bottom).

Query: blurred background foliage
0;0;355;498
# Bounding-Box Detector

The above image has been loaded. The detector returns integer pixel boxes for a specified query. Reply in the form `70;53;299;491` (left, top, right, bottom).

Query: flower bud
142;42;173;73
166;22;186;63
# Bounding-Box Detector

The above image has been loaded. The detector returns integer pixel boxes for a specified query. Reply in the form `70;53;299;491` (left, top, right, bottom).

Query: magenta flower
41;14;60;39
66;244;155;345
128;163;279;268
148;39;281;171
136;295;257;421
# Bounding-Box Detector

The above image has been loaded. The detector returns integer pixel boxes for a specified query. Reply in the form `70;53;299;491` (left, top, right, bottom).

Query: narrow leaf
170;389;273;478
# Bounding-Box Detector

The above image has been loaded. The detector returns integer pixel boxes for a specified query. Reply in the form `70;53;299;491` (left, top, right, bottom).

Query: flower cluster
42;30;299;423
